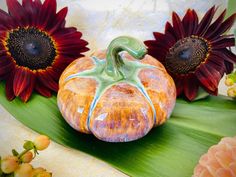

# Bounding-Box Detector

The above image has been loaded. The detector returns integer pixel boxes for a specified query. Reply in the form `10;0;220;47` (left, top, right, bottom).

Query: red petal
48;7;68;35
164;22;177;40
195;64;221;92
22;0;40;26
174;77;184;96
0;9;14;28
153;32;175;48
37;0;56;28
172;12;185;39
184;75;199;101
19;73;36;102
182;9;193;36
45;67;61;81
144;40;168;52
211;38;235;49
57;38;88;48
54;31;83;41
53;27;77;36
207;55;225;75
196;6;216;36
211;13;236;40
212;49;236;63
147;48;167;61
190;10;199;35
13;67;34;96
204;9;226;39
5;72;15;101
52;56;75;70
0;57;15;76
224;61;234;74
37;71;58;92
6;0;27;25
35;81;52;97
182;9;199;35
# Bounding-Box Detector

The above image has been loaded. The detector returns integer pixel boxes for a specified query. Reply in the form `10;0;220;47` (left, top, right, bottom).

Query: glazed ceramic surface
58;36;176;142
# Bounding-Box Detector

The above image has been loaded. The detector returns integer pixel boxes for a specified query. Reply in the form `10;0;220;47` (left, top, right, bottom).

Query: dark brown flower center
7;27;56;70
166;36;209;74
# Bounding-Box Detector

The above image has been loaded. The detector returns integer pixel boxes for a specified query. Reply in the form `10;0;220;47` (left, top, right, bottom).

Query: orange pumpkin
57;36;176;142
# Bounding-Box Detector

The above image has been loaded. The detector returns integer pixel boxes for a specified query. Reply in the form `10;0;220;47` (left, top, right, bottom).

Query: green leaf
0;156;2;176
0;83;236;177
227;0;236;18
12;149;19;156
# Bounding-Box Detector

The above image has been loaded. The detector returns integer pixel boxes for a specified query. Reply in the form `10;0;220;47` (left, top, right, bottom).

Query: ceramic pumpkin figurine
57;36;176;142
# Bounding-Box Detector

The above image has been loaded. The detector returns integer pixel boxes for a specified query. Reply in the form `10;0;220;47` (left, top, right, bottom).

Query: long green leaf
0;83;236;177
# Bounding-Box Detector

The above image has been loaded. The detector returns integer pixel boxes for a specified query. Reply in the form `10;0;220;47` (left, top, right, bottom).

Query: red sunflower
0;0;89;102
144;6;236;101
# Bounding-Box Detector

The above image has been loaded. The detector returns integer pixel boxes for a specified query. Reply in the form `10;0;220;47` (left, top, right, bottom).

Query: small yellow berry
14;163;33;177
33;135;50;151
35;171;52;177
227;86;236;97
21;151;33;163
1;155;19;174
31;167;46;176
225;77;234;86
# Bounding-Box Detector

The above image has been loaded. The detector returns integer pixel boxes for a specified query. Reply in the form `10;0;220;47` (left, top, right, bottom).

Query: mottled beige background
0;0;233;176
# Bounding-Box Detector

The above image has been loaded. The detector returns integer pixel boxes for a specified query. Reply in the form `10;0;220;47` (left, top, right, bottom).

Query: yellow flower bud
31;167;46;176
14;163;33;177
35;171;52;177
227;86;236;98
33;135;50;151
225;77;234;86
21;151;33;163
1;155;19;174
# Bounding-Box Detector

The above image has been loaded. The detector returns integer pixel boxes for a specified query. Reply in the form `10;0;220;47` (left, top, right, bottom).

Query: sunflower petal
182;9;194;36
35;81;52;98
195;65;220;93
224;61;234;74
191;10;199;34
37;71;58;92
5;72;15;101
6;0;27;25
146;48;167;61
0;57;15;76
207;55;225;75
174;78;184;96
196;6;216;36
211;38;235;49
211;13;236;40
19;73;36;102
184;76;199;101
172;12;185;39
153;32;175;48
13;67;33;96
48;7;68;35
37;0;57;28
204;9;226;39
0;9;14;28
22;0;40;26
164;22;177;40
212;49;236;63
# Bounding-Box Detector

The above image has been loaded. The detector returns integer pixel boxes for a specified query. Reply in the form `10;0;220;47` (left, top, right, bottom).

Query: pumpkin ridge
66;56;157;132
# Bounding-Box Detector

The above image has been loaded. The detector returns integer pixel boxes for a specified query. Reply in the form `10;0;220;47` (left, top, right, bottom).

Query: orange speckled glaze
89;82;154;142
58;57;97;133
57;51;176;142
123;52;176;126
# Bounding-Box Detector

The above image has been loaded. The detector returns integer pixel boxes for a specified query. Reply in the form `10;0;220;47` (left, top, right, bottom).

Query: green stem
105;36;147;80
17;149;30;159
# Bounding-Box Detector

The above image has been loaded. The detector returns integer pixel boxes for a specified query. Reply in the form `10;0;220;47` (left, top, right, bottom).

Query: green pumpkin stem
105;36;147;80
